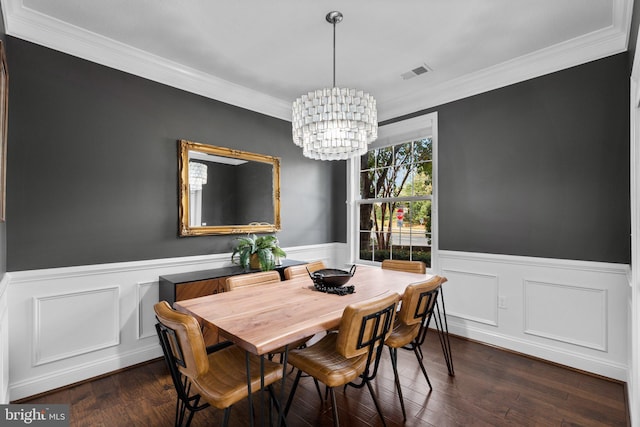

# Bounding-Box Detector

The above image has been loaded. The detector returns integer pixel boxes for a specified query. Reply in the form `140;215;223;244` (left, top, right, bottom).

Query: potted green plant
231;234;286;271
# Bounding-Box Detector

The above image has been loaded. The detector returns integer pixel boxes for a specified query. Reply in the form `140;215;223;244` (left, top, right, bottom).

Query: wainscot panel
136;281;158;340
34;287;120;366
523;279;607;351
439;250;630;381
441;269;499;326
6;243;341;400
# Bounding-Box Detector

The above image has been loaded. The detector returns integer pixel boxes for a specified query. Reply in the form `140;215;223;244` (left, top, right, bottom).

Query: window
357;138;433;267
347;112;437;270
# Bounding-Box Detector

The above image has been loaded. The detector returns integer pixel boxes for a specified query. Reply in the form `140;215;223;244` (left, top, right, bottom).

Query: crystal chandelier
292;11;378;161
188;161;207;190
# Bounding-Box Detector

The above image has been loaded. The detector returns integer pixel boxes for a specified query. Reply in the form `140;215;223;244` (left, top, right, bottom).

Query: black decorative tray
307;265;356;288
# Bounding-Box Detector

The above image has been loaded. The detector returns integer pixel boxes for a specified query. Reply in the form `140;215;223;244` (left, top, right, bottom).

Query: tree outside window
358;138;432;266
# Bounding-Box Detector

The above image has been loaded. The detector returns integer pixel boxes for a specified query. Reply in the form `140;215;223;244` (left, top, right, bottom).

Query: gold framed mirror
178;139;281;236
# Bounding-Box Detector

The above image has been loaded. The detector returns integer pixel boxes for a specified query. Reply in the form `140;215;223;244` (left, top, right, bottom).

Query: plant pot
249;253;261;270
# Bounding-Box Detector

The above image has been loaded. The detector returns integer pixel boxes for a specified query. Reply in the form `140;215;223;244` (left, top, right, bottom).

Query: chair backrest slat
381;259;426;274
356;304;396;351
283;260;326;280
224;270;281;292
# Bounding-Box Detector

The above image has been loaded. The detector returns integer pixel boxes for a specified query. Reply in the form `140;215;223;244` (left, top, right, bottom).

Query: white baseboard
446;319;628;380
9;344;163;401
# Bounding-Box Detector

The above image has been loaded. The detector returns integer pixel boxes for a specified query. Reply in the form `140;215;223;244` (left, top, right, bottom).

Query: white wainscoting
438;250;630;381
6;243;341;401
5;246;629;400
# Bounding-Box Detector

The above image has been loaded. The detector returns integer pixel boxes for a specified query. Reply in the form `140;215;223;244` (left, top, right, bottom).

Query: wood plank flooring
19;333;628;426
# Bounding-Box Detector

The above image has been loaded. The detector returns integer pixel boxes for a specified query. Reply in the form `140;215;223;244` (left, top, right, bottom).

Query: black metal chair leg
415;341;424;360
329;387;339;427
365;380;387;427
411;289;455;376
277;345;289;427
245;352;254;427
221;407;231;427
284;369;303;417
412;342;433;390
175;394;184;427
437;289;455;375
181;392;199;427
267;384;284;427
434;294;455;376
312;378;323;402
388;347;407;421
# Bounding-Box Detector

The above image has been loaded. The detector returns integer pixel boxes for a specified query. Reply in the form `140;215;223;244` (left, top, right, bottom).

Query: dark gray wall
330;161;347;242
4;34;630;270
6;37;343;271
384;53;630;263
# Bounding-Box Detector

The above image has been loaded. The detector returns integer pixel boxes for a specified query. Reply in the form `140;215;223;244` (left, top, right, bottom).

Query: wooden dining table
173;264;434;426
174;264;431;356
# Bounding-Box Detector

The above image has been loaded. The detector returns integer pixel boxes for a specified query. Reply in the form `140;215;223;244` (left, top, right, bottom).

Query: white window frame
347;111;439;272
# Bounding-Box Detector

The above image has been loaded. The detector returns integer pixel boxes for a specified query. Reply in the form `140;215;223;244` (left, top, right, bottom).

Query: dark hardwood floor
19;333;628;426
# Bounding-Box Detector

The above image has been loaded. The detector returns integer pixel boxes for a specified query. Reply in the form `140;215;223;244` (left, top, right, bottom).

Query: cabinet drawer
175;278;224;301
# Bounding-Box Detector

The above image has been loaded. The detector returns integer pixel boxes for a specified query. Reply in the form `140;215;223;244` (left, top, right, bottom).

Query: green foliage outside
359;138;432;266
359;247;431;265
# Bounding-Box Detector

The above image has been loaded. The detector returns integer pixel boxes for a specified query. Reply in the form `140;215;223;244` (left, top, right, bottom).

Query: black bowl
308;265;356;288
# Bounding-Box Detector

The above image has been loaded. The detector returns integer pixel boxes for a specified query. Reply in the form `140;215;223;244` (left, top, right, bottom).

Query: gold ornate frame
178;139;281;236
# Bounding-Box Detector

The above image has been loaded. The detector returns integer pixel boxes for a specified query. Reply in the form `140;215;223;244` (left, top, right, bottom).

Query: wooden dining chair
284;292;399;427
385;276;445;420
382;259;455;376
283;260;326;279
381;259;426;274
154;301;283;427
223;270;281;292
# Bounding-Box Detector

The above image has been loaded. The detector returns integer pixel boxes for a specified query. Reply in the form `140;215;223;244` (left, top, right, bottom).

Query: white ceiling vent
401;64;432;80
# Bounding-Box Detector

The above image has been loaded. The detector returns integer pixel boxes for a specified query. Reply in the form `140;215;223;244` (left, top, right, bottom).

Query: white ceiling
1;0;633;122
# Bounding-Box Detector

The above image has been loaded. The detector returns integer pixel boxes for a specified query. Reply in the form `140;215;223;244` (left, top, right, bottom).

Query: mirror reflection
179;140;281;236
188;160;208;226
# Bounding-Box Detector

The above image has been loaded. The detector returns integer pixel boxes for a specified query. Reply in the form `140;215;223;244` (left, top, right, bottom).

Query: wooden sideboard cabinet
158;259;307;345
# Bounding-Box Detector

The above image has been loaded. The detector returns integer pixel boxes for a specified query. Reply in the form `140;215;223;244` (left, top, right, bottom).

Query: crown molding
381;24;629;120
1;0;293;121
1;0;632;123
382;0;632;121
